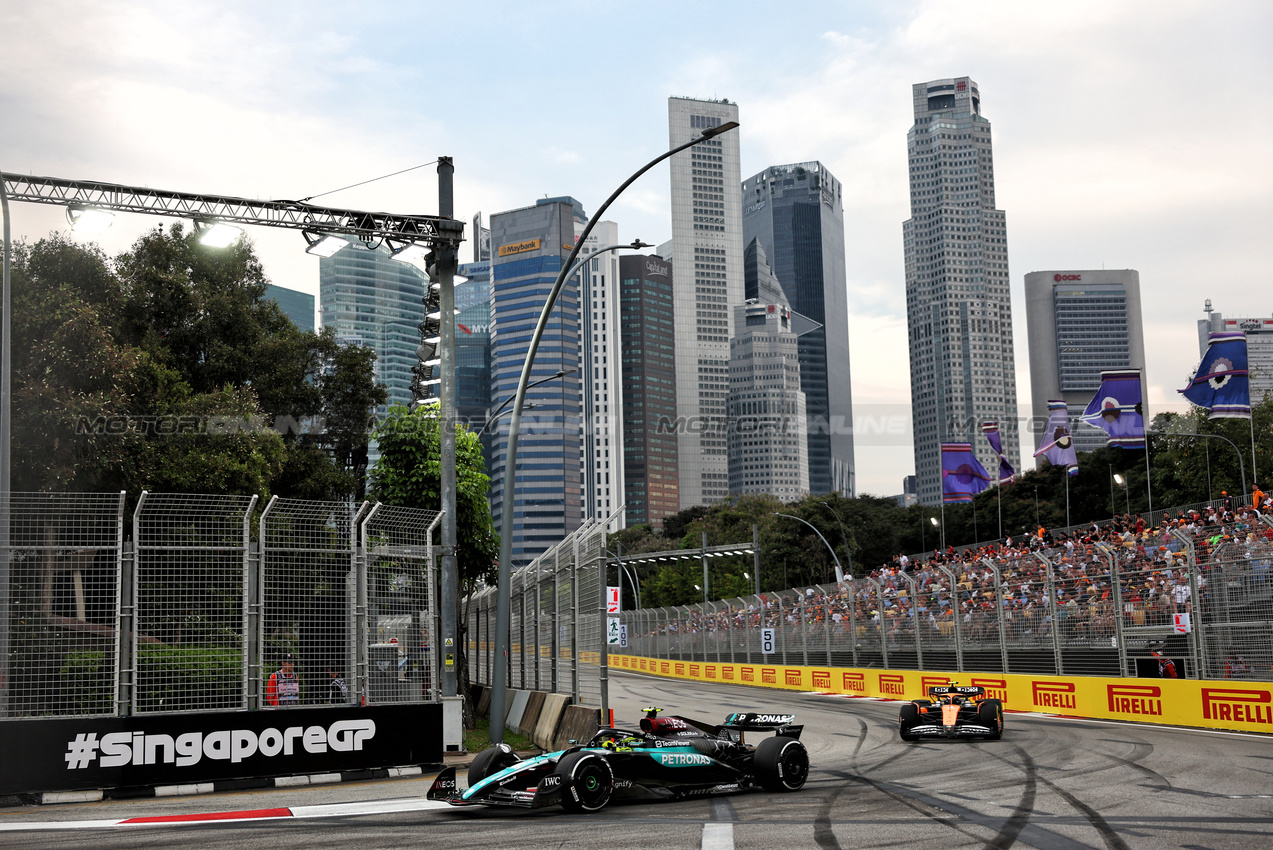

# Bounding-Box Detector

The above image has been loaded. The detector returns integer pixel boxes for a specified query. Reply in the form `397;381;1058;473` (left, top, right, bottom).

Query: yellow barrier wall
609;653;1273;734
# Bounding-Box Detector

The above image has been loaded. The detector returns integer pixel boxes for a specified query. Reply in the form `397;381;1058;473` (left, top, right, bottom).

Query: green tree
11;226;386;501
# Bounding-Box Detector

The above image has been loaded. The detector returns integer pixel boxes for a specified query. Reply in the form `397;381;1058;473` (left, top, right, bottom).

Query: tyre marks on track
1034;775;1130;850
985;746;1037;850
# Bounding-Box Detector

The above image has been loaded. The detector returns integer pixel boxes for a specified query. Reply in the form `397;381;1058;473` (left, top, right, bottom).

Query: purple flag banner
941;442;991;503
1033;400;1078;475
981;421;1015;484
1081;369;1145;449
1180;331;1251;419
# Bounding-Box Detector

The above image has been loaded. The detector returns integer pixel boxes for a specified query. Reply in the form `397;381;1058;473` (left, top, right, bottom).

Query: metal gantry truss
1;170;463;405
0;172;464;248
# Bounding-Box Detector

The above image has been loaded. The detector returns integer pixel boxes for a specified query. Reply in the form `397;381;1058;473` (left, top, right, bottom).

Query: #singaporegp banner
609;654;1273;735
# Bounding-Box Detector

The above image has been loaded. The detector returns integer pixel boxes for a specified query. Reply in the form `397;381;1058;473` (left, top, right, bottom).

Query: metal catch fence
1;492;441;720
621;511;1273;683
466;518;607;706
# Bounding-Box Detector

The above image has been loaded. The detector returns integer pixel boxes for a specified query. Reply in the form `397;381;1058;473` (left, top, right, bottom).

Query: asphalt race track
3;669;1273;849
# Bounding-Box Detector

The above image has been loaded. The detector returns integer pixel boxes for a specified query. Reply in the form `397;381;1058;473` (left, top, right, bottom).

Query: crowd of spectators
635;489;1273;679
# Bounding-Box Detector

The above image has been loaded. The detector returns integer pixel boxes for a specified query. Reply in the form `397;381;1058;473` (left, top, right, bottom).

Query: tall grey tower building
1025;270;1145;454
903;77;1019;505
743;162;855;496
668;96;744;508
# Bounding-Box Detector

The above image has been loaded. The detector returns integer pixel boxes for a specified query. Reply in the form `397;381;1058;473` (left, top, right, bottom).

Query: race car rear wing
927;685;985;698
720;712;803;739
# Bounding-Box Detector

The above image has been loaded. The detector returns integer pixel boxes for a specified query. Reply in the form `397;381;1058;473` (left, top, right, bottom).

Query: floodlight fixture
424;358;441;367
303;231;348;257
930;517;939;527
390;242;429;264
1113;473;1126;486
66;206;114;233
421;378;441;386
195;220;243;248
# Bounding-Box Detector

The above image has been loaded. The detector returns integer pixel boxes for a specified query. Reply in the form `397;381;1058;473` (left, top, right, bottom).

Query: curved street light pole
818;500;854;578
776;513;845;584
489;121;740;742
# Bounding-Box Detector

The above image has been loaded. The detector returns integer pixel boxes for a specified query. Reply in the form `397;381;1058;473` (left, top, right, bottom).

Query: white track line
0;797;453;832
701;822;735;850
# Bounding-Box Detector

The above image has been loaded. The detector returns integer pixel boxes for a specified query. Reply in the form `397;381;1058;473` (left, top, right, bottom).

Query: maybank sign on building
609;654;1273;734
498;238;542;257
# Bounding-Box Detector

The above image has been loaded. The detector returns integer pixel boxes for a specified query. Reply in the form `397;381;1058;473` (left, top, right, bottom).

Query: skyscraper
456;259;491;437
727;243;809;499
488;199;584;564
1199;302;1273;405
668;96;744;508
742;161;855;496
619;254;679;527
319;243;427;411
1025;270;1145;454
902;77;1019;505
264;283;316;331
578;221;626;531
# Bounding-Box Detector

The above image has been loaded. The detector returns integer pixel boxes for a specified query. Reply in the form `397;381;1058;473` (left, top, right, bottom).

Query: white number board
619;625;628;648
761;628;776;655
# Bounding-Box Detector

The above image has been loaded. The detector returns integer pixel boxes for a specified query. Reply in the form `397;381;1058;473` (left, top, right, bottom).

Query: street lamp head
698;121;740;140
628;239;653;249
930;517;939;526
1114;473;1126;486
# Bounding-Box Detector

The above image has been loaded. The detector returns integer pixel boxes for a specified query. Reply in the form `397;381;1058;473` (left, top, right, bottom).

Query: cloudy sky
3;0;1270;497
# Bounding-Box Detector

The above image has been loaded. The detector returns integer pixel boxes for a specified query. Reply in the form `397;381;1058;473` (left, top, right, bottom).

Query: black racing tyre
556;751;615;813
899;702;920;741
978;699;1003;740
754;736;809;792
468;743;520;786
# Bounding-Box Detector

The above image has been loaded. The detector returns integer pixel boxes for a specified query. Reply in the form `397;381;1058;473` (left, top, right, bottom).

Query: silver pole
0;174;10;717
752;524;761;596
489;122;738;741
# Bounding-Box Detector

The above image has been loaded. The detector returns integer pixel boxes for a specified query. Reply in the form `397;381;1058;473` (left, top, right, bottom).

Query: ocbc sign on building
1054;273;1082;281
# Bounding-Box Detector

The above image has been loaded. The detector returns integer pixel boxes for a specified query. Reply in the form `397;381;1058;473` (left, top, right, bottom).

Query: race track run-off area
3;669;1273;849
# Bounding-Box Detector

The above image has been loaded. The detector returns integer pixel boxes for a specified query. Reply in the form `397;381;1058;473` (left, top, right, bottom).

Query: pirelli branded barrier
610;653;1273;735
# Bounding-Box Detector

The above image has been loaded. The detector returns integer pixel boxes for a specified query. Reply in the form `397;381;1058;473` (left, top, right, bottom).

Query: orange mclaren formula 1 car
898;685;1003;741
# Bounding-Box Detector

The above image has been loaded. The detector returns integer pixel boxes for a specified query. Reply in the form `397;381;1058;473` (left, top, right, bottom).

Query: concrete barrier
520;691;546;738
552;704;601;752
506;689;530;733
534;694;571;750
474;685;491;719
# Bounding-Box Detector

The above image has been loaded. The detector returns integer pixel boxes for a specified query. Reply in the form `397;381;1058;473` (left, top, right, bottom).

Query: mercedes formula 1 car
898;685;1003;741
427;708;809;813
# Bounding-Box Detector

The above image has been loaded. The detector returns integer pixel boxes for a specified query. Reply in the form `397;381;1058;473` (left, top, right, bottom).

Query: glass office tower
319;243;426;411
902;77;1019;505
742;161;855;496
488;199;584;565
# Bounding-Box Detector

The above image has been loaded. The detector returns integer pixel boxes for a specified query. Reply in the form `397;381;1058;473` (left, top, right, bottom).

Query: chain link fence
0;493;125;718
466;518;607;706
1;492;441;721
621;509;1273;683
